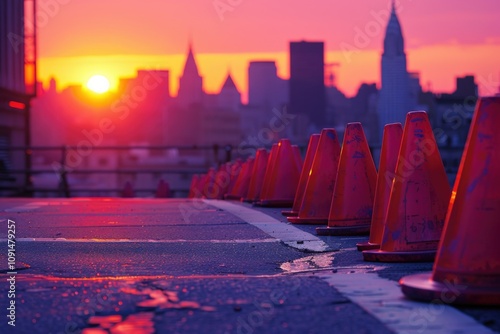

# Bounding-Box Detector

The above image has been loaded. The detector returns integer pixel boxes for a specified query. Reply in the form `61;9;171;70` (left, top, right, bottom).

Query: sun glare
86;75;110;94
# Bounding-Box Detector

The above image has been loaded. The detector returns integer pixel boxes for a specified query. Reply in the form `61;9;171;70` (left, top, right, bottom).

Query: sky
36;0;500;100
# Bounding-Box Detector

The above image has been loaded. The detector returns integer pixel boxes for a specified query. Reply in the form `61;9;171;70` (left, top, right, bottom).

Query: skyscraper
289;41;326;128
248;61;287;110
377;3;410;138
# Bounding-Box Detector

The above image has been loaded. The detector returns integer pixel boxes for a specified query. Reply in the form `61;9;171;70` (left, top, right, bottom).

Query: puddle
81;282;215;334
83;312;154;334
280;253;335;273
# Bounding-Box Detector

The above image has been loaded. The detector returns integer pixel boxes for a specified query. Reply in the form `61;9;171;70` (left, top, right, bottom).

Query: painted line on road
319;272;493;334
0;238;279;244
3;202;46;212
203;200;330;252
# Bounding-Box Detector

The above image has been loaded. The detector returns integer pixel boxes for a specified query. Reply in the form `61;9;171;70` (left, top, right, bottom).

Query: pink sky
37;0;500;97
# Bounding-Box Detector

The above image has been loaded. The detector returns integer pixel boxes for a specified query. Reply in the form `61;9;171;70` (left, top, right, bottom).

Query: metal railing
0;144;241;198
0;143;463;198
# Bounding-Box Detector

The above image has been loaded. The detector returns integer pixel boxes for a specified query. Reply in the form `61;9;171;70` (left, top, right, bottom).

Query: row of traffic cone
188;97;499;305
283;111;450;262
189;139;304;206
283;98;497;305
400;97;500;305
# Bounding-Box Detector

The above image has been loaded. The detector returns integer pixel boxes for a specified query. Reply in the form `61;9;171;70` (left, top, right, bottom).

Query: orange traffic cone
256;139;302;207
258;144;278;202
155;179;171;198
202;168;218;199
289;129;341;224
282;134;320;217
244;148;269;202
193;174;205;198
225;158;255;200
225;159;243;196
400;97;500;305
188;175;199;198
316;123;377;235
357;123;403;250
122;181;134;198
363;111;451;262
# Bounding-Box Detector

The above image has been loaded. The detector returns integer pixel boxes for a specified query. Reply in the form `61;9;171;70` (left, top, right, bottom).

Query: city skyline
36;0;500;100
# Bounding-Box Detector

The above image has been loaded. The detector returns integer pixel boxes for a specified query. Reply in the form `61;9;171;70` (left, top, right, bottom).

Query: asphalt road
0;198;498;334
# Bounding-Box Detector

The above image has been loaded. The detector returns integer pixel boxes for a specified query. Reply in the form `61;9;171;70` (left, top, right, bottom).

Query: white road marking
319;272;493;334
203;200;330;252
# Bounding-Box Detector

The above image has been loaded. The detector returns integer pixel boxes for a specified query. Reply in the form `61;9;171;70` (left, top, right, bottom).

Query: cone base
400;273;500;306
253;199;293;208
241;198;257;203
281;210;298;217
362;249;436;263
287;216;328;225
356;242;380;251
316;224;370;236
224;194;243;200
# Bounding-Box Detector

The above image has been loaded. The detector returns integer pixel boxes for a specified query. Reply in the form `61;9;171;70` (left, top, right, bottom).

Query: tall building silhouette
248;61;287;110
289;41;326;128
377;3;410;138
177;43;204;108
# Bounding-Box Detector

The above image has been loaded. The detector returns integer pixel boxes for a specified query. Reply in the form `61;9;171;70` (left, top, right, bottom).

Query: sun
86;74;110;94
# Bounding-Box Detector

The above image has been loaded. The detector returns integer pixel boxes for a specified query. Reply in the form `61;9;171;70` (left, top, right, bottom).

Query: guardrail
0;144;463;198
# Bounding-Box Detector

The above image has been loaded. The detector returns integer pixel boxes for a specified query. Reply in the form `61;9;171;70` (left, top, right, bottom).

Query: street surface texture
0;198;498;334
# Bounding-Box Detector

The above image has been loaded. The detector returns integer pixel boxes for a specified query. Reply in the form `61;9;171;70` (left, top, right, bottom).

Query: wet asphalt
0;198;498;334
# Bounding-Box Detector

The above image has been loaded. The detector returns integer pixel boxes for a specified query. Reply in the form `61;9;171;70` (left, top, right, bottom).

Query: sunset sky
37;0;500;100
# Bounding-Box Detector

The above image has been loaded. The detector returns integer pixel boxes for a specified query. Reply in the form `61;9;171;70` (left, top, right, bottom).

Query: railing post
58;145;70;198
213;144;219;165
224;145;232;163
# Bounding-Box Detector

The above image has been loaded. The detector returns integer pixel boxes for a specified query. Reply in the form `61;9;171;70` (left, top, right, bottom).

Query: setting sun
86;74;110;94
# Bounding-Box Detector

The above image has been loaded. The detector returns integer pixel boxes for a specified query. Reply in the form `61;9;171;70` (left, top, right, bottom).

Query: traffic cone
195;173;208;198
258;144;278;202
282;134;320;217
363;111;451;262
155;179;171;198
202;168;218;199
288;129;341;224
243;148;269;202
316;123;377;235
225;159;243;196
255;139;302;207
357;123;403;250
188;175;199;198
225;158;255;200
122;181;134;198
400;97;500;305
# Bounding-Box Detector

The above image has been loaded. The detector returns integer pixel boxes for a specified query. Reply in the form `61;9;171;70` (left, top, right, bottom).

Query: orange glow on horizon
38;43;500;103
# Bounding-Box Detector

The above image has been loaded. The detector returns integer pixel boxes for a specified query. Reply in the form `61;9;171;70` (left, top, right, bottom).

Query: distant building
248;61;288;110
177;43;204;108
245;61;289;141
165;45;242;157
289;41;326;131
0;0;33;195
217;72;241;112
377;3;410;141
453;75;478;98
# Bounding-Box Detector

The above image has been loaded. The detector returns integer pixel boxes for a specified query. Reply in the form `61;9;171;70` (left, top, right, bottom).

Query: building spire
383;0;405;57
182;41;200;77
